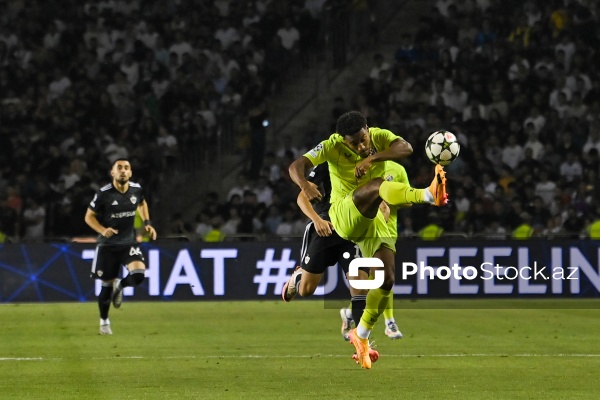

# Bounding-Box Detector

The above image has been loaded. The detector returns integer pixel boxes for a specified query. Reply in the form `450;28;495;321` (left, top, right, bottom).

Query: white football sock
424;189;434;204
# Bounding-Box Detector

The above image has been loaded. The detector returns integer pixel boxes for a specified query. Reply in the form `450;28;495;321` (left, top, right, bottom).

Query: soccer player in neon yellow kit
289;111;447;369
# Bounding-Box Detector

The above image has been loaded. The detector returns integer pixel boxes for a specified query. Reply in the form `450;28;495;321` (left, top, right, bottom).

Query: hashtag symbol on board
253;248;297;295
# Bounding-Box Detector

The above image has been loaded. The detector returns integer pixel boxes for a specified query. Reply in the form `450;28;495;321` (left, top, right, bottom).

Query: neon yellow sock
379;181;426;205
359;288;391;330
382;291;394;320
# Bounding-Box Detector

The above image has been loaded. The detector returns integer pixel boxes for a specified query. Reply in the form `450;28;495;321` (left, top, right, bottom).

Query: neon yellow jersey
419;224;444;240
588;220;600;239
512;224;534;239
303;128;401;204
382;161;409;238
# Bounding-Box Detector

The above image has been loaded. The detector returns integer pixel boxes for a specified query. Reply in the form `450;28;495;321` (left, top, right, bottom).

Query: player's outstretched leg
340;307;353;341
282;266;302;302
378;164;448;206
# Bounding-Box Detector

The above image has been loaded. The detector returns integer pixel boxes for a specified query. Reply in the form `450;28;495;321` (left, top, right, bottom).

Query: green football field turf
1;300;599;399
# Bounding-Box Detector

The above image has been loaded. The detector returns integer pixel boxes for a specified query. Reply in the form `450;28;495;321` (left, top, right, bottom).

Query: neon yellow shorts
329;193;396;258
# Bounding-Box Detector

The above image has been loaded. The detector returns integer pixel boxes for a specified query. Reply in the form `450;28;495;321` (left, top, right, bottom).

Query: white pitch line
2;354;600;362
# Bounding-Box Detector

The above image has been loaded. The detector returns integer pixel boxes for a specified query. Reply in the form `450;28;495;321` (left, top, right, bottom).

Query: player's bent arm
355;139;413;178
297;191;333;237
372;138;413;163
289;156;322;202
84;208;115;237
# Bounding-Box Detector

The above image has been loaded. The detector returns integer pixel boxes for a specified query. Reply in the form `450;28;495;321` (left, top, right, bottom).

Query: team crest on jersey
308;143;323;158
385;174;393;181
130;195;137;204
97;270;103;277
304;255;310;264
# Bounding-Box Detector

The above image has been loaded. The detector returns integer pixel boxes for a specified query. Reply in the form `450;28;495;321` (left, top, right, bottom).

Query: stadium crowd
0;0;332;242
1;0;600;242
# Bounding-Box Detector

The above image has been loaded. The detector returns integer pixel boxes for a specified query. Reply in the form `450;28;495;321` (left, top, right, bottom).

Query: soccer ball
425;130;460;166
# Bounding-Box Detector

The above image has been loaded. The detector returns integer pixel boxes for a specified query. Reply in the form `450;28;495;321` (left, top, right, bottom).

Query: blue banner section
0;240;599;302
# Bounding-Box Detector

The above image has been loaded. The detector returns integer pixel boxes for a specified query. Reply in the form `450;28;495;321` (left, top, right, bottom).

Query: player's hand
145;225;157;240
102;227;118;238
301;181;322;202
355;156;374;178
313;218;334;237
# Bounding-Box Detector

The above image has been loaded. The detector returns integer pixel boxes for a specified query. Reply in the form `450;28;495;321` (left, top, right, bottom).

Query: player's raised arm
289;156;323;202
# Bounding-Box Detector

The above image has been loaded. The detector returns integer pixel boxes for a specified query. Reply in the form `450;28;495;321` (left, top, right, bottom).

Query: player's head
110;158;132;185
337;111;371;158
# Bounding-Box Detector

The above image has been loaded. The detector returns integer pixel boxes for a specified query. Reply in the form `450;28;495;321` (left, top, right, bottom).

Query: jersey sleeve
303;137;334;166
137;186;146;205
88;190;103;212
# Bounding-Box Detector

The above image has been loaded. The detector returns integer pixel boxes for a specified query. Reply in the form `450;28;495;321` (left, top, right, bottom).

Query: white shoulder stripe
100;184;113;191
129;182;141;188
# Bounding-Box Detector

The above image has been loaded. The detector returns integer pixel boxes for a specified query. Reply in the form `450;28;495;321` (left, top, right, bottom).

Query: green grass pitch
1;299;600;399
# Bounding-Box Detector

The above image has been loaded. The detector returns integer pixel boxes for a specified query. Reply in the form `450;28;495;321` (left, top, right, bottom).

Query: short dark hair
111;158;131;168
336;111;367;136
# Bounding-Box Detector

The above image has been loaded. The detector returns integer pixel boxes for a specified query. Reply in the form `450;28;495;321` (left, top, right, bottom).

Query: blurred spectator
562;206;585;238
501;135;524;171
238;190;262;235
512;212;534;239
194;210;213;240
167;212;193;236
559;151;583;183
204;216;226;242
22;197;46;239
418;212;444;240
227;173;251;202
534;169;557;207
254;176;273;207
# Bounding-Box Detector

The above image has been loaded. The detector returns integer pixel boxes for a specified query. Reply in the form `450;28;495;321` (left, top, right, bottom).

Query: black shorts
299;221;367;275
90;244;145;281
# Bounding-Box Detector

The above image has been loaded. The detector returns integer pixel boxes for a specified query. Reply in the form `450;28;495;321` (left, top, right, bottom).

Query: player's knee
130;269;145;286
